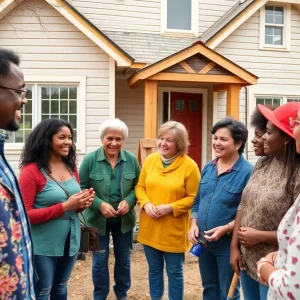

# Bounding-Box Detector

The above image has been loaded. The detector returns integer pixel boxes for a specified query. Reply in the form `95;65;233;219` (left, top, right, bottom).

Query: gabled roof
0;0;134;66
200;0;268;49
128;41;258;87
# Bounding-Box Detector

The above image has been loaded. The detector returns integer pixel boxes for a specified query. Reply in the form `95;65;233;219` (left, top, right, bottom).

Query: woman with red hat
230;102;300;300
256;106;300;300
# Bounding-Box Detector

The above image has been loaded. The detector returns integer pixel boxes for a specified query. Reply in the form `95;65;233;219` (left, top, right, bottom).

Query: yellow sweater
136;152;200;253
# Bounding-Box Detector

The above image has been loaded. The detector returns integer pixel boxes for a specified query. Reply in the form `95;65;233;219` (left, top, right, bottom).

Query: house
1;0;299;169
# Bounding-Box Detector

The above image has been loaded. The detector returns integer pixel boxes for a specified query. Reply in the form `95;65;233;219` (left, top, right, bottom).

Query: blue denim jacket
191;155;253;231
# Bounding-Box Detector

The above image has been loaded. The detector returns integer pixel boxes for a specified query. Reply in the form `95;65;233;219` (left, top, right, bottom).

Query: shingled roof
199;0;256;43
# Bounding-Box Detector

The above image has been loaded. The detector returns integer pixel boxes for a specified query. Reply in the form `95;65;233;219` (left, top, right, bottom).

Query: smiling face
0;62;27;131
251;127;267;157
262;121;287;157
51;126;72;158
212;127;241;159
157;131;178;159
102;130;124;159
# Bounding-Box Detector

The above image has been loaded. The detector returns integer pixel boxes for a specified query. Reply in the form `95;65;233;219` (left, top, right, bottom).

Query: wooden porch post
226;84;241;120
144;80;158;138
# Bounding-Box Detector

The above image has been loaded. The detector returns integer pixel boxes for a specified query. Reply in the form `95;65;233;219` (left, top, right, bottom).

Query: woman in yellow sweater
136;121;200;300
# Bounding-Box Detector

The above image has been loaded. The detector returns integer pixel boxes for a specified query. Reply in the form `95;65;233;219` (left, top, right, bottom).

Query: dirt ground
68;243;203;300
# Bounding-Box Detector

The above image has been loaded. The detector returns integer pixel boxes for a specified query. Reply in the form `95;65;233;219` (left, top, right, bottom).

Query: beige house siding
215;6;300;161
1;0;111;168
115;78;144;155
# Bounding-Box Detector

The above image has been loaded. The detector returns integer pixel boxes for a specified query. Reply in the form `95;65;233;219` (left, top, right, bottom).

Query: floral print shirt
268;194;300;300
0;134;35;299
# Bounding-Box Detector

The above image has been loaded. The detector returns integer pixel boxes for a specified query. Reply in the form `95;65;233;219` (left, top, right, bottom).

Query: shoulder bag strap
119;160;124;199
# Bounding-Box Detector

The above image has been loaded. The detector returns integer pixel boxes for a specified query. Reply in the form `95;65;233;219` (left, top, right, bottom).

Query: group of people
1;47;299;300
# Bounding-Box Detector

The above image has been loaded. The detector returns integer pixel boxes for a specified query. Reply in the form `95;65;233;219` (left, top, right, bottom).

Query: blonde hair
157;121;190;155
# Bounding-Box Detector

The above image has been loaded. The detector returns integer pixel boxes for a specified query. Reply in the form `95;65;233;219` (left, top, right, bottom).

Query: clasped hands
143;203;173;218
100;200;130;218
63;188;95;211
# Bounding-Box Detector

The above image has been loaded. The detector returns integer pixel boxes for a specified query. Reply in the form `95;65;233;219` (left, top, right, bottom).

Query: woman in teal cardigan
79;118;140;300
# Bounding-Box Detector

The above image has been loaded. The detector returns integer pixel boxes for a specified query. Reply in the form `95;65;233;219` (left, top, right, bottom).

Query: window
256;97;281;108
260;4;291;50
161;0;198;36
2;74;87;152
3;85;78;144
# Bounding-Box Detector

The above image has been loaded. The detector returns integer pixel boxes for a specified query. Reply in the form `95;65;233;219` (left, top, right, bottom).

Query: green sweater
79;147;141;235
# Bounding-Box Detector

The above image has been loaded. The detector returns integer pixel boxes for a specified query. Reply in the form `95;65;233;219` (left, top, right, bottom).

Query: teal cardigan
79;147;141;235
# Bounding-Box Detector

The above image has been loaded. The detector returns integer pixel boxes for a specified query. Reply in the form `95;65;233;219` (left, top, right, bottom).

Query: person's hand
204;225;228;242
230;247;245;276
188;222;199;245
117;200;129;215
238;227;261;248
155;204;172;217
79;188;94;209
63;189;93;211
143;203;159;218
264;251;278;264
99;202;118;218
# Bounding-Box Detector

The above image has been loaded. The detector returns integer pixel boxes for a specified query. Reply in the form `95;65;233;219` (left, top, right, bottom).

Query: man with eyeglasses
0;48;35;299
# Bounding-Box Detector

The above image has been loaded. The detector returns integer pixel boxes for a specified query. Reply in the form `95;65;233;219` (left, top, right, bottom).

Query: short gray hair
99;118;129;140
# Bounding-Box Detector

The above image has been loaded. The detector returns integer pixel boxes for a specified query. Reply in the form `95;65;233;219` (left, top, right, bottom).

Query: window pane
273;98;281;106
41;87;50;99
15;130;23;143
69;115;77;129
42;115;49;120
61;115;69;122
265;14;274;24
69;87;77;99
60;87;68;99
26;86;33;99
72;129;77;143
175;99;184;110
51;115;59;119
24;130;31;141
167;0;191;30
265;27;273;35
51;100;59;114
69;101;77;114
24;115;32;129
25;100;32;114
51;87;59;99
275;15;283;25
60;100;68;114
265;35;273;45
42;100;50;114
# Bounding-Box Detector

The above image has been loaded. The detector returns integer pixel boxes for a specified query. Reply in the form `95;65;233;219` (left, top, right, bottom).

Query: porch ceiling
128;41;258;88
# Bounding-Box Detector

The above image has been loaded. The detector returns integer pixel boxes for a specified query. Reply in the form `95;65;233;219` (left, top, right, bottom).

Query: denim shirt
0;134;35;299
191;155;253;232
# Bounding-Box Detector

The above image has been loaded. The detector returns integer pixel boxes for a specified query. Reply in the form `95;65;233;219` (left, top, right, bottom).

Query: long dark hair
20;119;77;172
260;134;300;200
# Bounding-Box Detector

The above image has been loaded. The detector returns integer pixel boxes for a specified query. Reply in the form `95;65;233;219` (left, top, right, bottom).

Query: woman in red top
19;119;94;300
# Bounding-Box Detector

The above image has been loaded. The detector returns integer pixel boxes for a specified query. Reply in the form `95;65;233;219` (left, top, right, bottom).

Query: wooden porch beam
199;62;216;74
226;84;241;120
148;73;247;84
179;61;196;74
213;84;229;92
144;80;158;138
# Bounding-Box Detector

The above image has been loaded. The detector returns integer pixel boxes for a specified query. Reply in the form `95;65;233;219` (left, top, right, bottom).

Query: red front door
170;92;202;167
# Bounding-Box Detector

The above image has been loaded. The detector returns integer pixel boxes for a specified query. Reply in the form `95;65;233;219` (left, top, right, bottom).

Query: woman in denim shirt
188;117;253;300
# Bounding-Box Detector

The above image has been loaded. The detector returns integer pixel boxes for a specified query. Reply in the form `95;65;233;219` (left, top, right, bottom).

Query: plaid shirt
0;134;35;299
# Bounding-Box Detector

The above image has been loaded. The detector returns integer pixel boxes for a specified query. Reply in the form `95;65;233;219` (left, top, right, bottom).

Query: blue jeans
143;245;185;300
241;271;269;300
92;221;132;300
199;236;240;300
34;240;77;300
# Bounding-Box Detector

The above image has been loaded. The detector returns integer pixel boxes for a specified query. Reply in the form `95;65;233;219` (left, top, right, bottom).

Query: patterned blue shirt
191;155;253;231
0;134;35;299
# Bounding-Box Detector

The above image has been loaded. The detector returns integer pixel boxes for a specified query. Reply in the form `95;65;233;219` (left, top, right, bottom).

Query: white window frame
5;75;86;154
259;3;291;51
161;0;199;37
247;85;300;153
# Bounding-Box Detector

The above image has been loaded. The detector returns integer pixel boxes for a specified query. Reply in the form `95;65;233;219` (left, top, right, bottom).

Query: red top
19;163;80;225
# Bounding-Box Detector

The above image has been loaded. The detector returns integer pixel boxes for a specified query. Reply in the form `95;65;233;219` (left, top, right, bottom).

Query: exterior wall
214;6;300;162
0;0;111;168
115;78;144;155
70;0;237;37
199;0;239;36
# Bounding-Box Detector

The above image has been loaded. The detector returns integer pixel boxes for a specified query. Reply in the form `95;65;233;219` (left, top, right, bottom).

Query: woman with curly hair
19;119;94;300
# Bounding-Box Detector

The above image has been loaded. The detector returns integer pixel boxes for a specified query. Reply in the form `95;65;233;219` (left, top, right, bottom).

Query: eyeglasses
289;117;300;129
0;85;27;99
